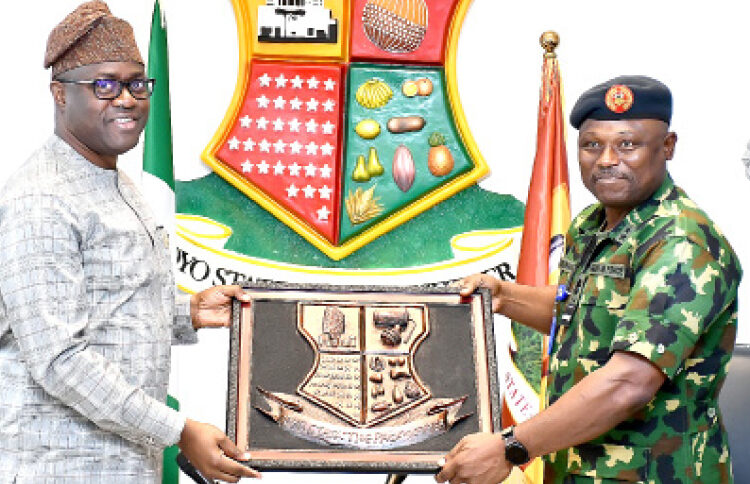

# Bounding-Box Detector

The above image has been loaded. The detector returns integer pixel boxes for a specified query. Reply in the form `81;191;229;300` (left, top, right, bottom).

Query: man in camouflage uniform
435;76;742;483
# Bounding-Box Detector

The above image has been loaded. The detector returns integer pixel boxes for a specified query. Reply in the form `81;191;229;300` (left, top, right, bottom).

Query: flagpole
507;31;570;484
539;30;560;401
538;31;570;484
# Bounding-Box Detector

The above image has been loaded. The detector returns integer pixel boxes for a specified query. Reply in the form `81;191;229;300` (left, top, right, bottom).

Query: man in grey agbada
0;1;259;482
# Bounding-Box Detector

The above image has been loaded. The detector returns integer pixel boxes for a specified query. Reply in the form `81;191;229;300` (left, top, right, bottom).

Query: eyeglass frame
54;78;156;100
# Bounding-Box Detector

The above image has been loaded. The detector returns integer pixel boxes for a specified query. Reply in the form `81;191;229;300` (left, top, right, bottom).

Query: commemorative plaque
227;283;500;473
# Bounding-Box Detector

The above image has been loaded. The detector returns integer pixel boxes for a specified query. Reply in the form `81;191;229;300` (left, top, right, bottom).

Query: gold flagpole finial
540;31;560;58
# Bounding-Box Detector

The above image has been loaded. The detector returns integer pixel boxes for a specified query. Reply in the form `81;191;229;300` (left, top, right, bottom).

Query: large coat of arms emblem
202;0;487;260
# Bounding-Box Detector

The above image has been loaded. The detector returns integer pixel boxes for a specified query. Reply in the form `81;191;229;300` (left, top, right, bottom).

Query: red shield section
216;62;346;245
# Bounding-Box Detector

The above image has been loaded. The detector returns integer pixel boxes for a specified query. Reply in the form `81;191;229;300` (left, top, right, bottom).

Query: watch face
505;441;529;465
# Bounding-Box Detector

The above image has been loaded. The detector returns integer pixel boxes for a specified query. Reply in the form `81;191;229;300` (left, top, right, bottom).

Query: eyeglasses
56;78;155;100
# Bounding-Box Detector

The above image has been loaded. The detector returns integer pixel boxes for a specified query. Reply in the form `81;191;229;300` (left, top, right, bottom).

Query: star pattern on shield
219;62;344;237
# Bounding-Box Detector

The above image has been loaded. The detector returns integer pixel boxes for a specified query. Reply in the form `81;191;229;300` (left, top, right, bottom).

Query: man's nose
596;145;618;167
113;85;137;107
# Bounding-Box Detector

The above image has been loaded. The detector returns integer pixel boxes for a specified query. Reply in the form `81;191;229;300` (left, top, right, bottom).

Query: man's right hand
178;418;261;483
459;274;556;334
459;273;504;313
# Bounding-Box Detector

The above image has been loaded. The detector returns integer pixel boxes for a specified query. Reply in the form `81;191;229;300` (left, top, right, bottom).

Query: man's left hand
190;285;251;330
435;432;511;484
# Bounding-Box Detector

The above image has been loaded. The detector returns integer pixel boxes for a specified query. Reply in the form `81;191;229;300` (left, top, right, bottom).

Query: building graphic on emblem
318;305;357;348
258;0;339;44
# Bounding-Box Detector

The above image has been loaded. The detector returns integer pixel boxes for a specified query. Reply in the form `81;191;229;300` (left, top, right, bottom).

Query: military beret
570;75;672;129
45;0;143;77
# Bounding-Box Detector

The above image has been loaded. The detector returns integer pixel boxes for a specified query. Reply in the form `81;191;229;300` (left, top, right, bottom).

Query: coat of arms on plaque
254;303;467;449
228;284;501;473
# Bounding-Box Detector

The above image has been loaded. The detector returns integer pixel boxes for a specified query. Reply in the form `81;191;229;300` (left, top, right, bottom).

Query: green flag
143;0;175;230
143;3;180;483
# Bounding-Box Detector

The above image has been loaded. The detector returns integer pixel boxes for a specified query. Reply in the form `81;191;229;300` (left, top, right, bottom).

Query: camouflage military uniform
544;174;742;483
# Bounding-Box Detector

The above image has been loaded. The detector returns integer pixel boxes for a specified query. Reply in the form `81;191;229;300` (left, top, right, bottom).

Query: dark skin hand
459;273;556;334
436;432;510;484
181;285;259;481
191;284;252;329
178;418;261;483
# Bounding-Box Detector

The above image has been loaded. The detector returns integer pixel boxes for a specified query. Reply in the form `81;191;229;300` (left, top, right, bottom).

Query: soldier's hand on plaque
435;432;510;484
191;285;252;330
459;274;503;313
178;418;261;482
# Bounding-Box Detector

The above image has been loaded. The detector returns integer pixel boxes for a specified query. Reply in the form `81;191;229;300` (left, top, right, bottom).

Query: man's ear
50;81;66;108
664;131;678;160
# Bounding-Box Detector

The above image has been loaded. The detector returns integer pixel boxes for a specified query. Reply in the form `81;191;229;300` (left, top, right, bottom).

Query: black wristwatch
501;426;530;466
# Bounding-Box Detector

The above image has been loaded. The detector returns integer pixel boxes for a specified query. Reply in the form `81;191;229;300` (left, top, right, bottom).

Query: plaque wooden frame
227;282;501;473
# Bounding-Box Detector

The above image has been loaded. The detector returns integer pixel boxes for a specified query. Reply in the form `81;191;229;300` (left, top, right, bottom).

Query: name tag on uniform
587;263;626;278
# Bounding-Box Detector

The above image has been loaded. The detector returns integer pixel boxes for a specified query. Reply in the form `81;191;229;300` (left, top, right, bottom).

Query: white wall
1;2;748;482
4;0;745;336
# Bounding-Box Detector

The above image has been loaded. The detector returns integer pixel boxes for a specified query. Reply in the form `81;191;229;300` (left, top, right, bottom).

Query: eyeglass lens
93;79;152;100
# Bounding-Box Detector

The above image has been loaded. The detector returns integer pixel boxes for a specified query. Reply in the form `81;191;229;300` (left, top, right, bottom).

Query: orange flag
504;33;570;484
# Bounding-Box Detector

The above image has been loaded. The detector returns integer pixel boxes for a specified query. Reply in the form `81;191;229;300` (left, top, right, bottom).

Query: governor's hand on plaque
183;285;260;482
178;418;261;482
191;285;252;329
435;432;511;484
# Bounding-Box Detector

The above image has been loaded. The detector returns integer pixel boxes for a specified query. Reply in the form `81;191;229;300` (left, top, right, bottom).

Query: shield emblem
203;0;486;260
296;304;431;427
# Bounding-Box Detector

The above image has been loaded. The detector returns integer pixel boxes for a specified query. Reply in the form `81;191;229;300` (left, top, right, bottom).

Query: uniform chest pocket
579;271;631;313
572;274;631;345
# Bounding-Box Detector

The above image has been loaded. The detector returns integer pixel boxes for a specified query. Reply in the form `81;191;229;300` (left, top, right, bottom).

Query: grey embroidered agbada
0;136;197;483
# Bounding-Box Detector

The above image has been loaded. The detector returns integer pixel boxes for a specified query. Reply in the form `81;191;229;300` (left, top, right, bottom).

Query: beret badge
605;85;634;114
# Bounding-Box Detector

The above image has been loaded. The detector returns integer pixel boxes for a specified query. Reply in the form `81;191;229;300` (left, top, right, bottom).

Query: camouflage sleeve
611;235;738;380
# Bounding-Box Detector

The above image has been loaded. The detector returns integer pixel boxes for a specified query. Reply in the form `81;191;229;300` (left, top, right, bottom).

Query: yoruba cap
44;0;143;77
570;75;672;129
